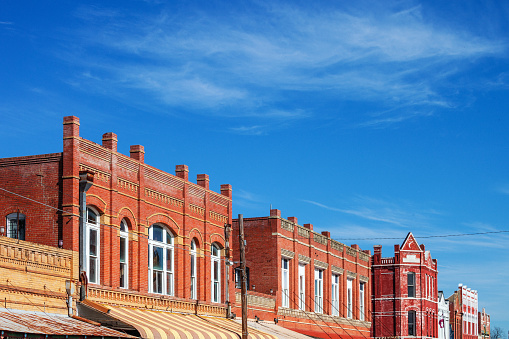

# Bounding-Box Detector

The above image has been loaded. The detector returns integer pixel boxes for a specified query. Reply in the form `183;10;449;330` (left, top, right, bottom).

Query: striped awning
102;305;277;339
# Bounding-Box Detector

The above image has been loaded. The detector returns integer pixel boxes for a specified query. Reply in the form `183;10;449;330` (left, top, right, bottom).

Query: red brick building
0;116;260;337
232;209;372;339
478;308;490;339
372;233;438;339
448;284;478;339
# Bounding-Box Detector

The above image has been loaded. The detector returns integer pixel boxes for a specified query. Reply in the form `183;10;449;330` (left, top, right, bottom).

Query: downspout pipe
79;170;94;301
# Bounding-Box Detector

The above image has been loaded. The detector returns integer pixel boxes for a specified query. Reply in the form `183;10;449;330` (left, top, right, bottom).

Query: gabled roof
400;232;422;251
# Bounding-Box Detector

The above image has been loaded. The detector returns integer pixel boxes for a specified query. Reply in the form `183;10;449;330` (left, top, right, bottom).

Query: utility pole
238;214;248;339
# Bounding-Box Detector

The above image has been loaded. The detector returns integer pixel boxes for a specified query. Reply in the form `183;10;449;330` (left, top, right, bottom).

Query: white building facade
438;291;450;339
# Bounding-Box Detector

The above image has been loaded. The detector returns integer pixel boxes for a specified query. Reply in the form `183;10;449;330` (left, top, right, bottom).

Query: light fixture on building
252;285;255;290
58;239;63;248
270;289;273;294
0;226;4;235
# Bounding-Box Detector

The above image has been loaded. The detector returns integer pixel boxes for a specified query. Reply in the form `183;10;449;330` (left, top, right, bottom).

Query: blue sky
1;0;509;330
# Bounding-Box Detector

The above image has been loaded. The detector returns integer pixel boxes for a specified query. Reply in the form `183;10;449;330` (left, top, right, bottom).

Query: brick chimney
197;174;209;189
102;132;118;152
220;184;232;198
129;145;144;163
175;165;189;181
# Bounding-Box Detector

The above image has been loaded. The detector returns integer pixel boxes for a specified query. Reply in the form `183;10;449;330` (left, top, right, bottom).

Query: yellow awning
102;305;277;339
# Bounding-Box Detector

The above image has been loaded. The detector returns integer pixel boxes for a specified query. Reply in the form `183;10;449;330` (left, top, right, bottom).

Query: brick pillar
197;174;209;189
176;165;189;181
130;145;144;163
102;132;118;152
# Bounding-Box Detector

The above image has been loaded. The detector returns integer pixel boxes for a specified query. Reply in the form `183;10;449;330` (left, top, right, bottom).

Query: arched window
85;207;100;284
190;239;197;299
119;219;129;288
211;244;221;303
148;224;174;295
6;213;25;240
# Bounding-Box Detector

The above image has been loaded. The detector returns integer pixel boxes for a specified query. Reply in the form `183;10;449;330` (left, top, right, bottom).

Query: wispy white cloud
304;195;441;228
63;1;505;128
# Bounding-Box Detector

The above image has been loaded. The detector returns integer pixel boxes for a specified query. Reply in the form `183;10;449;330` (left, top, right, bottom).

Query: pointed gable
400;232;422;251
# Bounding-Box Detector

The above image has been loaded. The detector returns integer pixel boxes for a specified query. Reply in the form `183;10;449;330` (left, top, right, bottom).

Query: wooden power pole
238;214;248;339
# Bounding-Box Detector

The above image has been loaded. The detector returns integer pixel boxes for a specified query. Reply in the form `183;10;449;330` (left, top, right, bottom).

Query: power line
0;186;230;262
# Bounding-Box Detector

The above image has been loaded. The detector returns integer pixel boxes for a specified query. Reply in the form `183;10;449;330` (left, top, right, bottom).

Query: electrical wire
0;186;231;262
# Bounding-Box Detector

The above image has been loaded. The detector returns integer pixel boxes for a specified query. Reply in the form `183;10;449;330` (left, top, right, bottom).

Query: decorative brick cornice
298;254;311;264
314;259;329;270
281;248;295;259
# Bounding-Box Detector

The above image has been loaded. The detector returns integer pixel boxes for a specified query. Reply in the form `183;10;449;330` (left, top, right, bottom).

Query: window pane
152;225;163;242
153;246;163;270
166;231;172;244
120;238;126;263
120;220;127;232
90;229;97;256
153;271;162;294
167;248;173;271
120;263;126;287
87;209;97;224
89;257;96;283
214;261;219;280
167;272;173;295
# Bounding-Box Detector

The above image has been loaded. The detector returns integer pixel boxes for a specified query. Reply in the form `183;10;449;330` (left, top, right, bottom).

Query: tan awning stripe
106;306;240;339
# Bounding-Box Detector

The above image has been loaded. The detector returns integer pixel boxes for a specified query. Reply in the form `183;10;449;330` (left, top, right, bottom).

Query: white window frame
281;258;290;308
148;224;174;295
211;244;221;303
347;278;353;319
314;269;323;314
6;213;26;240
190;240;197;299
331;274;340;316
119;219;129;289
359;282;365;320
85;207;100;284
298;264;306;310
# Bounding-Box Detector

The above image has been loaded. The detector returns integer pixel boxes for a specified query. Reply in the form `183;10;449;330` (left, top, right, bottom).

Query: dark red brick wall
372;234;439;339
0;153;62;247
232;209;372;339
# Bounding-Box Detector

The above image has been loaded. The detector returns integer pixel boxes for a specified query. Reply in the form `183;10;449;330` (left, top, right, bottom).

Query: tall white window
359;282;365;320
6;213;25;240
119;219;129;288
211;244;221;303
148;224;174;295
281;258;289;307
190;240;197;299
331;274;339;316
85;207;100;284
314;269;323;313
298;264;306;310
347;278;353;319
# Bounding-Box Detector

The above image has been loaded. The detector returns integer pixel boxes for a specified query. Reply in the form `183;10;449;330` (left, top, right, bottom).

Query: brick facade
372;232;438;339
231;209;372;339
448;284;479;339
0;116;233;315
478;308;490;339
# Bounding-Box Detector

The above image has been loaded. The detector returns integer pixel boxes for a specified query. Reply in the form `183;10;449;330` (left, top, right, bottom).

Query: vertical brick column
62;116;80;256
135;149;146;292
103;133;118;288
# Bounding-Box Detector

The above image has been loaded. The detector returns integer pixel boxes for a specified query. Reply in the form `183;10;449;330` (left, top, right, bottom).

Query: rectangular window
331;274;339;316
409;310;416;335
314;269;323;313
359;282;365;321
282;258;289;307
89;229;98;284
347;278;353;318
298;264;306;310
408;272;415;298
119;236;127;288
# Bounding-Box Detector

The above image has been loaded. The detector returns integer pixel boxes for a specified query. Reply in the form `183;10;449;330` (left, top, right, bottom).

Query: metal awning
79;300;277;339
0;308;135;338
